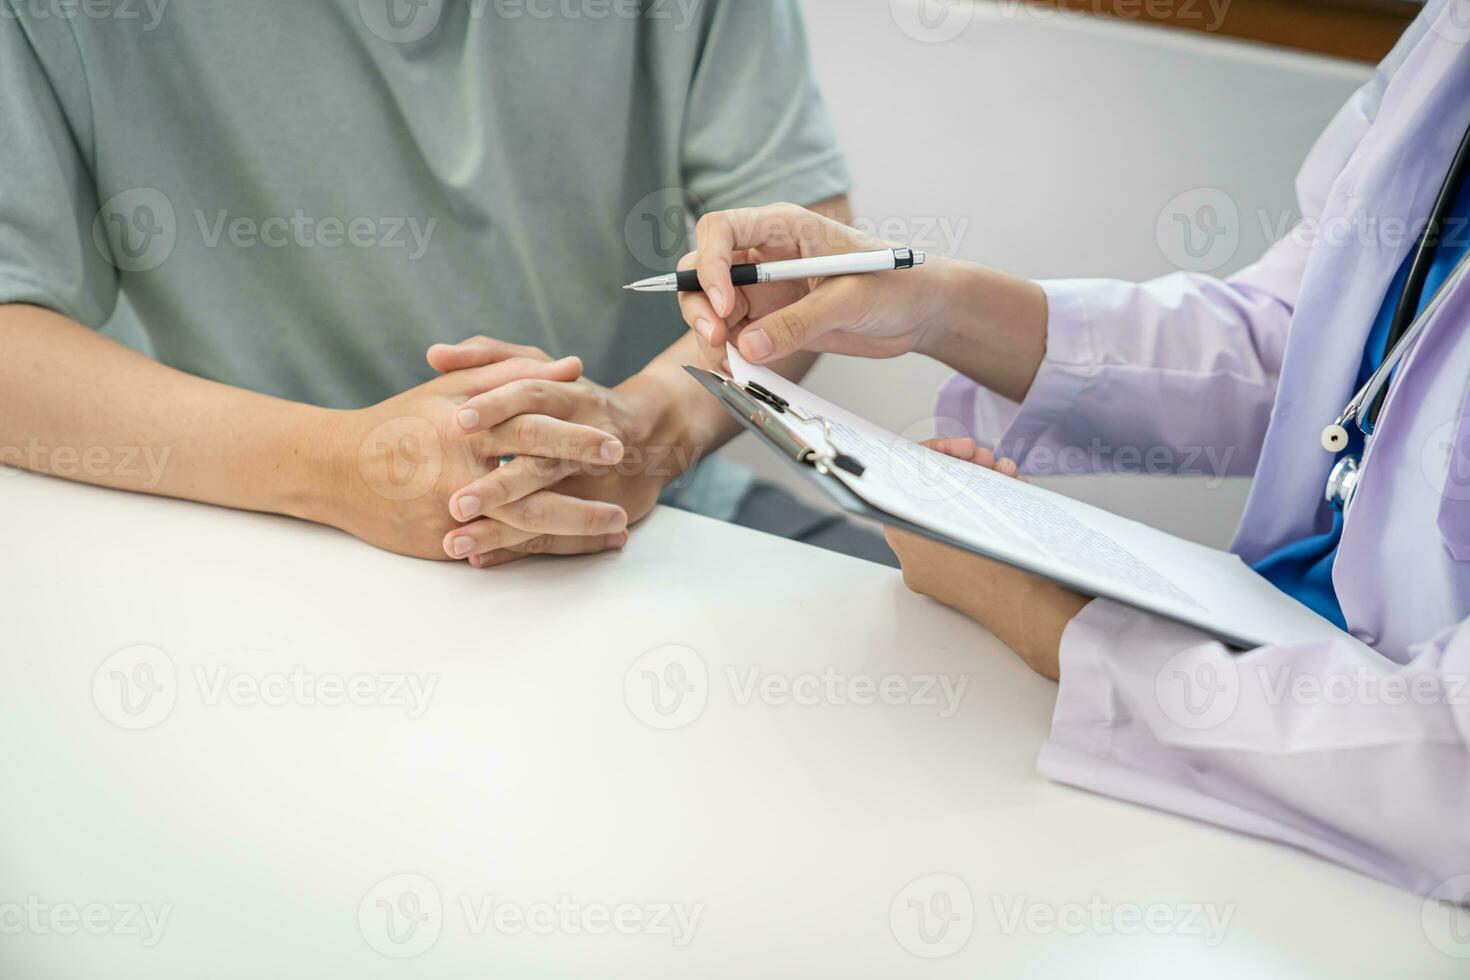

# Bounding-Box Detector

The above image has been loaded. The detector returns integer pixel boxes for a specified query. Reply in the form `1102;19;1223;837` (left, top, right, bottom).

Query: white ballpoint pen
623;247;926;293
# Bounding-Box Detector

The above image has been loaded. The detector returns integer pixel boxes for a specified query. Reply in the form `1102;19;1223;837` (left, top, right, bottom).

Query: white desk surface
0;469;1458;978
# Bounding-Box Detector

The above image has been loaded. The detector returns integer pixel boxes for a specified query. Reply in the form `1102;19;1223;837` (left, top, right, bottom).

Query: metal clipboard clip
697;369;866;478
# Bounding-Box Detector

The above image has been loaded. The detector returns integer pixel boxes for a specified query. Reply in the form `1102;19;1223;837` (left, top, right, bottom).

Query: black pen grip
675;264;761;292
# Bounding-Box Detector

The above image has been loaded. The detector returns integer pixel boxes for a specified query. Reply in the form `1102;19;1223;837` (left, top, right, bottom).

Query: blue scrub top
1252;178;1470;628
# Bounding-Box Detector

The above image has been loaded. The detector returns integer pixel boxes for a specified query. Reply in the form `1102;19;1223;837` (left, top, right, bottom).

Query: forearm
0;304;332;519
915;260;1049;405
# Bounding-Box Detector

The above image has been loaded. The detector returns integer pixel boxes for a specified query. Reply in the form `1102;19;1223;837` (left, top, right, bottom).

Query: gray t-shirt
0;0;849;517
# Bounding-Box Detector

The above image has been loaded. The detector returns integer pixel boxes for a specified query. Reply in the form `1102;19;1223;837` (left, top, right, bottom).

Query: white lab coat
939;0;1470;900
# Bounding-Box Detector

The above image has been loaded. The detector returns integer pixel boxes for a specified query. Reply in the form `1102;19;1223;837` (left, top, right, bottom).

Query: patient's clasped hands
332;337;685;567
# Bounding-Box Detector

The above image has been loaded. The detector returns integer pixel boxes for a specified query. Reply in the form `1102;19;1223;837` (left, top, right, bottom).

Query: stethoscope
1320;119;1470;511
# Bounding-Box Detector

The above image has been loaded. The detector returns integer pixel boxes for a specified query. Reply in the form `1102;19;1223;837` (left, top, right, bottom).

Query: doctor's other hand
426;336;695;568
886;438;1090;682
323;340;629;562
678;203;1050;405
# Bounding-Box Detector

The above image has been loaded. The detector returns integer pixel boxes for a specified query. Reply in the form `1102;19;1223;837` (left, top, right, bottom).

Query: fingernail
742;329;773;362
451;537;475;557
457;495;482;519
708;287;726;316
694;318;714;344
457;408;480;430
600;440;623;463
607;512;628;533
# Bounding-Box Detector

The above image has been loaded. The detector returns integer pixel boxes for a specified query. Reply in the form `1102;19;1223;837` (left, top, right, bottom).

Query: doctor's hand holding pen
675;202;1091;679
675;202;1049;405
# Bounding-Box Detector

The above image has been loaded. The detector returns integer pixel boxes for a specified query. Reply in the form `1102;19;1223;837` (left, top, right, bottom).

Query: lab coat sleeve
1039;600;1470;900
959;265;1302;478
935;12;1424;477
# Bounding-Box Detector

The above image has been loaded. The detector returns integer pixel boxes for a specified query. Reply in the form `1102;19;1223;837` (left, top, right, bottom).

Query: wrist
915;261;1049;405
911;257;981;360
271;405;353;527
615;368;710;486
1001;575;1089;683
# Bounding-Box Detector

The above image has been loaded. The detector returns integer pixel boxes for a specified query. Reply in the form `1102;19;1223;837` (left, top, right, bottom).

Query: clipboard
687;364;1353;651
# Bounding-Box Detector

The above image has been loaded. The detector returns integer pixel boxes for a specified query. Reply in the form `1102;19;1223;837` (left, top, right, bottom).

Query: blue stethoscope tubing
1321;118;1470;510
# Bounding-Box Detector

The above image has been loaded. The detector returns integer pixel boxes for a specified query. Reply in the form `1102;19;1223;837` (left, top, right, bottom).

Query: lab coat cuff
1002;281;1102;461
936;280;1101;462
1035;597;1129;785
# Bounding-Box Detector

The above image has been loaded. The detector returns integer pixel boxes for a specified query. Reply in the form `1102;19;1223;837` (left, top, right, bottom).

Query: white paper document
727;349;1355;649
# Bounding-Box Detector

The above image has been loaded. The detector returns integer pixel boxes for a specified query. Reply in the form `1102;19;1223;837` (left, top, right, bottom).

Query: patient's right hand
321;341;629;561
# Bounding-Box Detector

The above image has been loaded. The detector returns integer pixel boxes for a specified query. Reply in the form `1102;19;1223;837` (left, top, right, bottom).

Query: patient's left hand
887;438;1090;682
427;337;691;567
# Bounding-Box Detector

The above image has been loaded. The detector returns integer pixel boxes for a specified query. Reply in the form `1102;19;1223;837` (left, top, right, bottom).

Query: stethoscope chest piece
1325;454;1361;511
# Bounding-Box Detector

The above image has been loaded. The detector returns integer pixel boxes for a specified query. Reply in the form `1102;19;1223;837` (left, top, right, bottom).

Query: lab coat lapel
1232;25;1470;567
1335;271;1470;653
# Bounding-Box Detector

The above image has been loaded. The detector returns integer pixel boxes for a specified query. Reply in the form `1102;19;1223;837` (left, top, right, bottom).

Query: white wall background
723;0;1372;547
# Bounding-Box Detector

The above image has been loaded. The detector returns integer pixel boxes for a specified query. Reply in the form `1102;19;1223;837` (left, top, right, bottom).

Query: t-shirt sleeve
0;13;118;327
680;0;851;213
